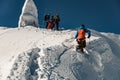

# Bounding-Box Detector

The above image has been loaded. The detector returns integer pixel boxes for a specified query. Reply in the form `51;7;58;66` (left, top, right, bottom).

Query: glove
87;35;90;38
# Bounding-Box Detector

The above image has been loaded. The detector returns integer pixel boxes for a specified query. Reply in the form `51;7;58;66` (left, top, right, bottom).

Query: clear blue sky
0;0;120;34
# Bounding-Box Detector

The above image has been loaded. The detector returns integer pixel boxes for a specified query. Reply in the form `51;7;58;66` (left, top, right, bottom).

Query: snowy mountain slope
0;27;120;80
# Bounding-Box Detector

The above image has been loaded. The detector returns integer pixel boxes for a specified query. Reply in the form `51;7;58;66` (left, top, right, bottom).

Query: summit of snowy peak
0;27;120;80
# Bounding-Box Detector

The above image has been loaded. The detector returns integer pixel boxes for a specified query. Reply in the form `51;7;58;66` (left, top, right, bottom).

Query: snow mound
7;48;40;80
0;27;120;80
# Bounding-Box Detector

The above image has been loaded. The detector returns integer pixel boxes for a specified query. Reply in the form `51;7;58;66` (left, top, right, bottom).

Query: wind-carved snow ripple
7;47;40;80
86;30;120;80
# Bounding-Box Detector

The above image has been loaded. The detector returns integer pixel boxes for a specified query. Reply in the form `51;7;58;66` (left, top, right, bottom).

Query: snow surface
0;26;120;80
18;0;39;27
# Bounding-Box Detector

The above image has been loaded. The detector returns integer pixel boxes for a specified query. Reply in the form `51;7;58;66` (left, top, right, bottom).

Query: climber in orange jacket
75;24;91;53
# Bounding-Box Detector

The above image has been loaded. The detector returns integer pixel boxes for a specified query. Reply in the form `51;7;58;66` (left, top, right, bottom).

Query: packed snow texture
0;26;120;80
18;0;39;27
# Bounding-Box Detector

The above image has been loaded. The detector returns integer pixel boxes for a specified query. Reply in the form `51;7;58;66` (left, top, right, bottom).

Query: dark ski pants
76;39;86;52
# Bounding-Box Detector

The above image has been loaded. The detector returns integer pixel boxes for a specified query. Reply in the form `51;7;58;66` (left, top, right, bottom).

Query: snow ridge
0;27;120;80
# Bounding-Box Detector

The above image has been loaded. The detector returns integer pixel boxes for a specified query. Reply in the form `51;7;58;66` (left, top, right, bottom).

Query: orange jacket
77;29;86;39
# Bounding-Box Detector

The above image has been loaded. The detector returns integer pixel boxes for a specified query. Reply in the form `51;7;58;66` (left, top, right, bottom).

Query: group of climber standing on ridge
44;13;60;30
44;13;91;53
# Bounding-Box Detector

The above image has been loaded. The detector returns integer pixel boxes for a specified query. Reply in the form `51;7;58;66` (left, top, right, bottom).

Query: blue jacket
75;26;91;39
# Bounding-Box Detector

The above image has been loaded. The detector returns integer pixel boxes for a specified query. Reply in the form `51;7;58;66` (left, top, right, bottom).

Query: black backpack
44;15;50;21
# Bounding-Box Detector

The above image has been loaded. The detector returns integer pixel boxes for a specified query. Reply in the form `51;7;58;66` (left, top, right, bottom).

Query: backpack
54;15;60;22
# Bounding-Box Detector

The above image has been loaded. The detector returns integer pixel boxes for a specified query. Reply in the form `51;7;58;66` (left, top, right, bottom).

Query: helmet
80;24;85;29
